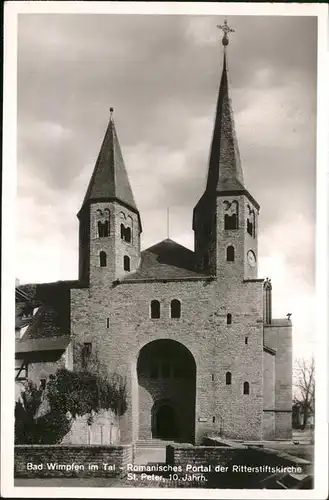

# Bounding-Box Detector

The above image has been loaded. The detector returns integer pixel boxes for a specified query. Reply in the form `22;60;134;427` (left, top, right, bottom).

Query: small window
40;378;46;390
82;342;92;368
150;365;158;379
100;251;107;267
243;381;250;395
245;336;248;344
22;307;33;319
106;318;110;328
123;255;130;271
211;374;215;381
226;371;232;385
226;246;235;262
212;416;216;423
83;342;92;355
227;313;232;325
171;299;181;319
150;300;160;319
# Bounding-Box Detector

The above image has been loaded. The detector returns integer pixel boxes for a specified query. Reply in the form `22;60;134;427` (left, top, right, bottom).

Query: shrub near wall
15;444;133;478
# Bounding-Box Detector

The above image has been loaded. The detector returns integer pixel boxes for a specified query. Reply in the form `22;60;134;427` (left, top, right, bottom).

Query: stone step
135;439;176;448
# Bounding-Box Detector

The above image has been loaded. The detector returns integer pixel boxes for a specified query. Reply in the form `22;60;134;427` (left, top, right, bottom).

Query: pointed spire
205;23;245;194
80;107;138;213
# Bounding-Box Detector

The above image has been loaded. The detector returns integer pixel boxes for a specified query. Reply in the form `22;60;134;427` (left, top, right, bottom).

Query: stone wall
167;443;311;470
15;444;133;478
61;410;120;445
71;277;264;444
264;321;292;438
166;443;311;488
263;350;275;439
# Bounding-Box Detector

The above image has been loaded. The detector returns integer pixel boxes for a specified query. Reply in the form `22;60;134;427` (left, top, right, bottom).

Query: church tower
77;108;142;286
193;22;259;281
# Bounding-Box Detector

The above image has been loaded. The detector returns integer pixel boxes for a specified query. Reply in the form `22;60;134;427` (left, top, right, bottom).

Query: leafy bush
46;368;127;418
15;368;127;444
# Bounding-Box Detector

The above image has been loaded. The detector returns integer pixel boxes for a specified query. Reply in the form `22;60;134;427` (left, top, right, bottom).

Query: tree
293;356;315;430
15;380;43;444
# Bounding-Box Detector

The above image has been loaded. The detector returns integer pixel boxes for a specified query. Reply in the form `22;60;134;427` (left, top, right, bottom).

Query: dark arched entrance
137;339;196;443
152;401;178;439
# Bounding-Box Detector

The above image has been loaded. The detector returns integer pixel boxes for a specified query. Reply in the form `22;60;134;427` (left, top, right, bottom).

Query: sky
15;13;317;362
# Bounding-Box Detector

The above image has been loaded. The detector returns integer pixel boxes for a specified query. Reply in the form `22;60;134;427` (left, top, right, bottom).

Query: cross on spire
217;19;235;46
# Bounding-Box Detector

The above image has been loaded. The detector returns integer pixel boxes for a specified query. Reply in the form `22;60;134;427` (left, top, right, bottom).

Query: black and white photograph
2;2;328;498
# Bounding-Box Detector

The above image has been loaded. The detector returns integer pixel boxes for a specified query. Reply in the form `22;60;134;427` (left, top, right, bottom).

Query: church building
15;24;292;444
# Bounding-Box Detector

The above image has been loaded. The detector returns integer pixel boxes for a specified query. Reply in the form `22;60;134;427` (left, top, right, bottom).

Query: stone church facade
15;42;292;444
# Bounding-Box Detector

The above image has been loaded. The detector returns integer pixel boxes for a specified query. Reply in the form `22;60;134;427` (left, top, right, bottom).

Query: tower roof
79;109;138;214
205;49;245;194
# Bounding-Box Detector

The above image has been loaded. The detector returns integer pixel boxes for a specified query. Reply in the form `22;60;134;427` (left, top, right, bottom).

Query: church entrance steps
133;445;166;465
135;439;178;449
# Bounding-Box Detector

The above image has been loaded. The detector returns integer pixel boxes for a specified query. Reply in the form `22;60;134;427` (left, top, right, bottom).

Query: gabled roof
15;281;79;341
123;238;209;281
15;336;70;359
79;111;138;215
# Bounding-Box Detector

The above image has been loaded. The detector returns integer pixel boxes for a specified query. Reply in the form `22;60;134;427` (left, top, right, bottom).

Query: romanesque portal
137;339;196;442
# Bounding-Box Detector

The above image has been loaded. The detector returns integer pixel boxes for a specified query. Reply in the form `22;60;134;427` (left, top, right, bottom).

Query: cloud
15;14;317;359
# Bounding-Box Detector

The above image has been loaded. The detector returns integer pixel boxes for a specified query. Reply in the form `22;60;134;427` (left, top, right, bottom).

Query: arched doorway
152;400;178;439
137;339;196;443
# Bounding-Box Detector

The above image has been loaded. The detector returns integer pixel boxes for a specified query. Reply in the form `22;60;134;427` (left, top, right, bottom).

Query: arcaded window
123;255;130;271
103;208;110;237
247;207;255;238
226;371;232;385
243;381;250;395
227;313;232;325
224;200;239;230
100;251;107;267
171;299;181;319
96;208;110;238
121;223;132;243
125;227;132;243
226;246;235;262
150;300;160;319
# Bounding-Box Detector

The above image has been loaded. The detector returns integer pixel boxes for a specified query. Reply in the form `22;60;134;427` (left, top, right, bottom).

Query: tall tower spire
193;21;259;279
77;107;141;284
205;20;244;194
79;107;139;217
